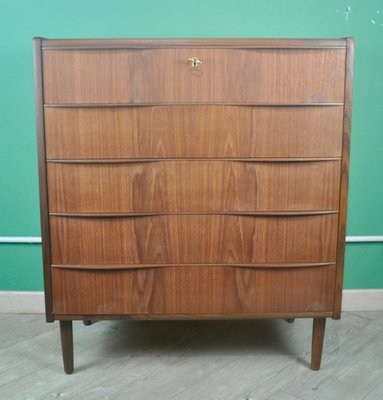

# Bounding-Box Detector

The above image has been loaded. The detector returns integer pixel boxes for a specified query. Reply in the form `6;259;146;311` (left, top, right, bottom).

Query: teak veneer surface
51;265;336;315
41;38;348;48
47;160;341;213
42;48;346;104
44;106;343;159
34;38;353;372
49;214;338;265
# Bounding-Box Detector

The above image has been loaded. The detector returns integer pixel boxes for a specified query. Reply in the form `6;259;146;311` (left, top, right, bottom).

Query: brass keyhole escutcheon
188;57;202;67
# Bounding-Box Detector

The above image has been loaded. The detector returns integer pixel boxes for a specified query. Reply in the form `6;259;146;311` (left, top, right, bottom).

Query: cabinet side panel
333;37;354;319
33;37;53;321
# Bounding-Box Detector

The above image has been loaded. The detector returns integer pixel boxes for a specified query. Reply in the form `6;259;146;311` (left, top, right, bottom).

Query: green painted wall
0;0;382;290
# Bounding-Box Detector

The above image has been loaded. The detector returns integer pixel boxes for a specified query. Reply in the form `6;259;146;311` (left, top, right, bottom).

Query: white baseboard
0;289;382;314
341;289;383;312
0;291;45;313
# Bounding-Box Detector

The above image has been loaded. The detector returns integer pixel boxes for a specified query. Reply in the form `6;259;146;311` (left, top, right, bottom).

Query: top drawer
42;48;346;104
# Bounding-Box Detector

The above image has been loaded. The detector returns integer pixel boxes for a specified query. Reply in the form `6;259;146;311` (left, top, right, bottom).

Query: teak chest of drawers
33;37;354;373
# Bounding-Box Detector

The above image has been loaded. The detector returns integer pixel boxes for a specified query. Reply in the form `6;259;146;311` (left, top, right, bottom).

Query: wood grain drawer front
50;214;338;265
42;49;346;104
51;265;336;315
44;106;344;159
47;161;341;213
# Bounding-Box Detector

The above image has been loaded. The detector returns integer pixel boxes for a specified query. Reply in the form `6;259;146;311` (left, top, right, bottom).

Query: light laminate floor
0;312;382;400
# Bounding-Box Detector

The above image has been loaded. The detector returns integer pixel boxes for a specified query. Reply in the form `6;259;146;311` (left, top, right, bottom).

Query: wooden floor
0;311;382;400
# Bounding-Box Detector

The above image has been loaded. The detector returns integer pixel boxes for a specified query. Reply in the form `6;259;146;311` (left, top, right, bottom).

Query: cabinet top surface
36;37;349;49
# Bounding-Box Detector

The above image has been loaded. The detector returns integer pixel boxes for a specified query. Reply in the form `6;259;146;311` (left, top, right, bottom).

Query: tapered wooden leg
83;320;93;326
285;318;295;323
60;321;74;374
311;317;326;371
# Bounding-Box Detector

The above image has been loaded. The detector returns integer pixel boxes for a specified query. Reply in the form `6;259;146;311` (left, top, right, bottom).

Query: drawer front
47;161;341;213
51;265;336;315
50;214;338;265
44;106;344;159
43;48;345;104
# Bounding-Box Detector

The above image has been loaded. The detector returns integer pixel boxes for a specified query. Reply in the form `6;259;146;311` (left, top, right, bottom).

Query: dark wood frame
33;37;354;373
33;37;53;322
40;38;347;49
333;37;354;319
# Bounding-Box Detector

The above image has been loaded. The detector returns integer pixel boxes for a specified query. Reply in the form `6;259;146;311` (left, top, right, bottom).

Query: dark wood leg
60;321;74;374
285;318;295;323
83;320;93;326
311;317;326;371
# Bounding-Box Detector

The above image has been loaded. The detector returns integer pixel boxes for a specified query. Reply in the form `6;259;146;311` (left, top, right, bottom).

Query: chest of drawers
33;38;354;373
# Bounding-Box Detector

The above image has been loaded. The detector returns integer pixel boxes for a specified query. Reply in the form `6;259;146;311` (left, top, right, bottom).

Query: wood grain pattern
34;38;354;372
59;321;73;374
311;317;326;370
33;37;53;322
333;38;354;319
50;262;336;271
47;160;341;213
41;37;347;49
42;48;346;104
44;106;344;159
52;311;333;320
49;214;338;265
51;265;336;315
66;311;332;320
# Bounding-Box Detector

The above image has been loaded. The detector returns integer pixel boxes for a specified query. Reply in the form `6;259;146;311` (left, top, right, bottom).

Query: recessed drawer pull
49;211;339;218
188;56;202;67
